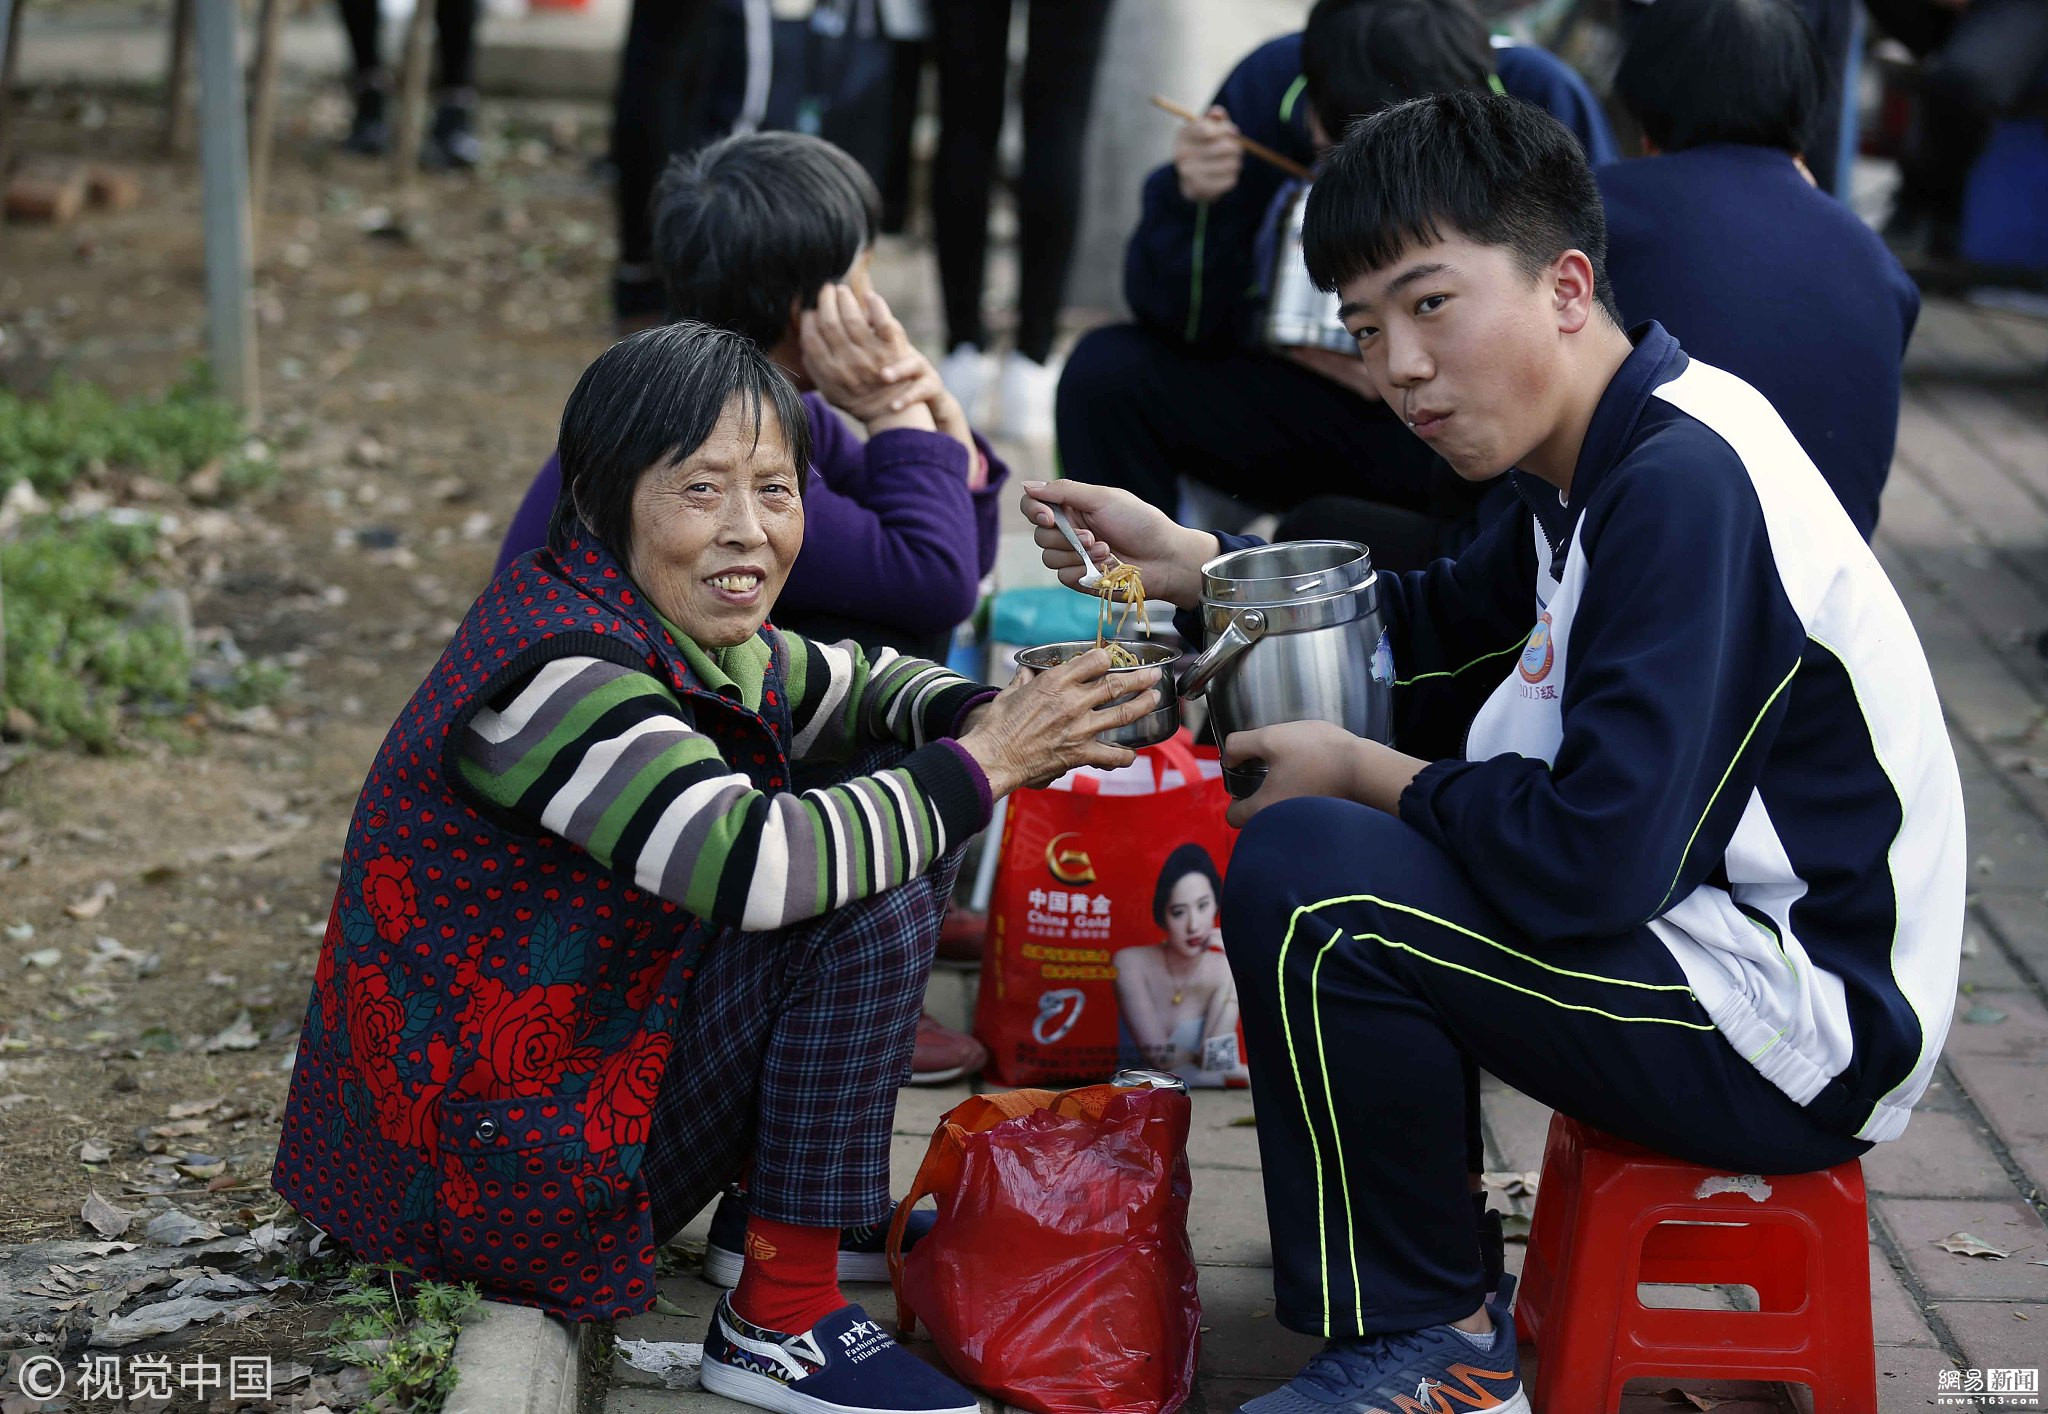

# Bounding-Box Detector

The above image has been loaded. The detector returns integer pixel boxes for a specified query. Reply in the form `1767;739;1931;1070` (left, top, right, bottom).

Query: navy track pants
1222;797;1870;1339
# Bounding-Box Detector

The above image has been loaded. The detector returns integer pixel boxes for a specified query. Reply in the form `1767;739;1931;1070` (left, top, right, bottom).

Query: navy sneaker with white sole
702;1191;937;1288
700;1292;981;1414
1238;1293;1527;1414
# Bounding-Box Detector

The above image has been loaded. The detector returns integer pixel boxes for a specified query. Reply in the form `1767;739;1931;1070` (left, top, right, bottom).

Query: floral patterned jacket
272;533;798;1320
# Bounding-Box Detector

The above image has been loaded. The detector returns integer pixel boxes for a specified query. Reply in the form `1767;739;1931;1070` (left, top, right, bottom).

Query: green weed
0;367;251;495
0;515;189;750
326;1262;483;1414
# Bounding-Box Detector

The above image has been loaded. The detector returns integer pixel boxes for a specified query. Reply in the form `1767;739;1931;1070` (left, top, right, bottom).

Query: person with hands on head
1022;90;1963;1413
281;322;1158;1414
499;131;1004;665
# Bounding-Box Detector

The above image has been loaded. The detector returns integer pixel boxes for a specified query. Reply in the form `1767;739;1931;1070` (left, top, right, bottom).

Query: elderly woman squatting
272;323;1157;1414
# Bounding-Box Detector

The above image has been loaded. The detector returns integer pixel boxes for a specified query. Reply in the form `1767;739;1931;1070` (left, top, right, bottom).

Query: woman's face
625;394;804;648
1163;872;1218;958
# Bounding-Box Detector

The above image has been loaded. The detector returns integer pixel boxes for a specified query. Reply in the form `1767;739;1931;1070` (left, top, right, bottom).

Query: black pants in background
1054;323;1487;564
611;0;720;271
932;0;1115;364
337;0;479;90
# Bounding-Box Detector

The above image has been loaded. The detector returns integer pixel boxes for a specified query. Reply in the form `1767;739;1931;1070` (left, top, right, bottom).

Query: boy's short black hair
552;321;811;555
1615;0;1823;155
1302;89;1623;325
1302;0;1495;143
649;131;880;350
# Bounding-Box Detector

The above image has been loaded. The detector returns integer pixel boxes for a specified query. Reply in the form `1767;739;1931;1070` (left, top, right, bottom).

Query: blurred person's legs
932;0;1010;415
337;0;389;153
990;0;1116;440
336;0;481;164
1055;322;1475;536
1013;0;1113;367
880;40;928;235
612;0;720;326
424;0;483;170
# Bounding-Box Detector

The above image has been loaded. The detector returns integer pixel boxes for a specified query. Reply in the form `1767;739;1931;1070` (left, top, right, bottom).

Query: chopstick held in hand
1150;95;1313;181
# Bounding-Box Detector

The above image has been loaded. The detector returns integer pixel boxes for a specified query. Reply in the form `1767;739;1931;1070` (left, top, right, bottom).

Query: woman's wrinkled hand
1018;479;1218;610
957;651;1165;797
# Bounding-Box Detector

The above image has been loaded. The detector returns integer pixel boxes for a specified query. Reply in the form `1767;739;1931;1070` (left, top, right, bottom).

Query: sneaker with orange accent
1238;1297;1527;1414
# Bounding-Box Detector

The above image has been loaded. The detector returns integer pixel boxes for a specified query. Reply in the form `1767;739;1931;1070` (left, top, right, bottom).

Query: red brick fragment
4;162;88;225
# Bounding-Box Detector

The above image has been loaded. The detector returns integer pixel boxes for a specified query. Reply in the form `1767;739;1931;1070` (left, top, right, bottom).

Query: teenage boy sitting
498;131;1004;666
1600;0;1920;538
1025;90;1963;1408
1055;0;1616;568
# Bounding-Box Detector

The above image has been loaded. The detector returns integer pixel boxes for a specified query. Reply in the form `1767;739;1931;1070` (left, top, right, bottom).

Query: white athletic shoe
938;344;994;424
994;350;1060;446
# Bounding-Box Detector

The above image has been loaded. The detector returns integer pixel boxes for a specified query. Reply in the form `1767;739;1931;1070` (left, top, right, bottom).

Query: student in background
1601;0;1919;536
1055;0;1616;568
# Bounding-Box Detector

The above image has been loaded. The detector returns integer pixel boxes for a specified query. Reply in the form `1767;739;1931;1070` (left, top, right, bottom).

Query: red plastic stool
1512;1113;1875;1413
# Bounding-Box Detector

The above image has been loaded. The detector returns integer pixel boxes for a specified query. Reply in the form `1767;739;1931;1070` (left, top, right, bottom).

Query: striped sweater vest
273;532;793;1321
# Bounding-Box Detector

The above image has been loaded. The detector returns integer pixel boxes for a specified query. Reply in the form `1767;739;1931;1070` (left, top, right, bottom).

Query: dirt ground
1;72;641;1405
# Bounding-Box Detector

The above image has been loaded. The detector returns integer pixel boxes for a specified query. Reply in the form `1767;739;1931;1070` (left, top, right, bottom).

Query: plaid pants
643;743;963;1241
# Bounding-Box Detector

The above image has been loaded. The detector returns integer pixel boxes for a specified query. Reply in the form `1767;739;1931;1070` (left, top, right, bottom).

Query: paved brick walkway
604;290;2048;1413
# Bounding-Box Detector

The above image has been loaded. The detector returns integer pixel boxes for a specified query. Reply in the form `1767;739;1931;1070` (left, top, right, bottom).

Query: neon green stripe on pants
1272;893;1714;1334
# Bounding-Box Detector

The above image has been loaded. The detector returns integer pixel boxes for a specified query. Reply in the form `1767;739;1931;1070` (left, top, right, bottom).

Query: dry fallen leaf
204;1011;261;1052
1661;1391;1728;1411
89;1292;266;1347
80;1190;139;1238
143;1208;224;1246
78;1138;111;1164
166;1096;224;1120
64;880;116;920
1936;1231;2009;1260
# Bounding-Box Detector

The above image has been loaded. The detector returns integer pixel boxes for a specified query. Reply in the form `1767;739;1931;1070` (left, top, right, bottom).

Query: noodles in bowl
1095;561;1148;666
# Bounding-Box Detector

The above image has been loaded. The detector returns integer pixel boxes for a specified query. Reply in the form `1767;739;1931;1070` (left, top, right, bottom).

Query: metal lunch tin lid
1200;540;1374;605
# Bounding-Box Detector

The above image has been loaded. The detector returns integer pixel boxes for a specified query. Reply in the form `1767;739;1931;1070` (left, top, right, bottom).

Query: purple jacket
497;393;1008;638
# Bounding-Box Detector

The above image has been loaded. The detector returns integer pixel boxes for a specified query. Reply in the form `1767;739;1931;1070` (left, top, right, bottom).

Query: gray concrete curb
443;1301;596;1414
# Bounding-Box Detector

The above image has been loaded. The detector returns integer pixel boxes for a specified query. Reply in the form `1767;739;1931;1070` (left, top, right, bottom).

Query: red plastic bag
975;733;1244;1087
887;1083;1201;1414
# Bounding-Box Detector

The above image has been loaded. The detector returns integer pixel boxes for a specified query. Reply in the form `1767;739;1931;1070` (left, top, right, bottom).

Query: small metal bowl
1014;639;1180;748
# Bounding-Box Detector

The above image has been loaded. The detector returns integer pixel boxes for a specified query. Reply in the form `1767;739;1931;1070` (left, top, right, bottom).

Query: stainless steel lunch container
1014;639;1180;749
1179;540;1393;799
1261;184;1355;355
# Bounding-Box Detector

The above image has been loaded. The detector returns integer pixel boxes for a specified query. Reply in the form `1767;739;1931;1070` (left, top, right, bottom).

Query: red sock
731;1215;845;1334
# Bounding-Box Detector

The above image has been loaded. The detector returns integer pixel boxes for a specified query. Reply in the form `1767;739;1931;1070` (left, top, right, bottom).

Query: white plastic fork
1050;504;1106;590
